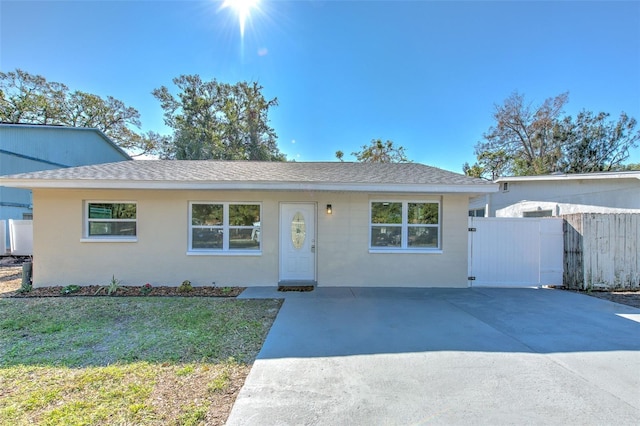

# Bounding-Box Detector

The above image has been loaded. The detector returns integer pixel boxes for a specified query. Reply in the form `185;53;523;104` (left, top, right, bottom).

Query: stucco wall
32;189;470;288
496;201;640;217
471;178;640;216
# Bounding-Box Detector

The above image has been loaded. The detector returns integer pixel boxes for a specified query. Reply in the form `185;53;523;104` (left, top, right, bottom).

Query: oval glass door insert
291;212;306;249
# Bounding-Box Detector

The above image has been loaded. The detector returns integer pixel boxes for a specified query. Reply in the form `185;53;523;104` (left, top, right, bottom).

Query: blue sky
1;0;639;172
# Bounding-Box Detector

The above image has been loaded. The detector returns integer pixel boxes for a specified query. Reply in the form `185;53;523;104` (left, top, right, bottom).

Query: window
502;182;509;192
523;210;553;218
370;201;440;251
469;208;485;217
85;202;137;239
189;202;261;253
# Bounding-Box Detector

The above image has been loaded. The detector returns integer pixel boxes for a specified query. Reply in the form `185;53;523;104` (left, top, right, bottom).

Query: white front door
279;203;316;283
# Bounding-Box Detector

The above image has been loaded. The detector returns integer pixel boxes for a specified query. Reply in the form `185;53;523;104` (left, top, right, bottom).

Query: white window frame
369;200;441;253
188;201;262;256
82;201;137;242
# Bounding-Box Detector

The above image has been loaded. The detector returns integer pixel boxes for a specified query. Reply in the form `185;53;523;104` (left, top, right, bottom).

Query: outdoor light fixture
326;204;332;215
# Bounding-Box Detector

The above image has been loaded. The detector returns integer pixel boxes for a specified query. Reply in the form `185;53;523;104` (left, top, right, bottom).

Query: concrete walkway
228;287;640;425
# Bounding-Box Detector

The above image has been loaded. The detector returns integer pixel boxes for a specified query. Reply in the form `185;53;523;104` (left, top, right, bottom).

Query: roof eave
0;179;499;193
495;172;640;183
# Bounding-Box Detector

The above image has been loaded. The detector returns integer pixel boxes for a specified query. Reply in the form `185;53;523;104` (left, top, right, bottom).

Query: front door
279;203;316;283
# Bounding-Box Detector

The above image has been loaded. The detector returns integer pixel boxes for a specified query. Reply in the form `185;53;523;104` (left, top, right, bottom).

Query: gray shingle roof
0;160;496;193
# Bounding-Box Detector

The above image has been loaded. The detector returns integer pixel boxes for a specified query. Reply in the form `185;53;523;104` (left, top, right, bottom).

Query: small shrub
18;281;32;294
177;280;193;293
178;403;207;426
140;283;153;296
176;365;194;376
61;285;81;295
221;287;233;295
95;275;121;296
208;370;231;393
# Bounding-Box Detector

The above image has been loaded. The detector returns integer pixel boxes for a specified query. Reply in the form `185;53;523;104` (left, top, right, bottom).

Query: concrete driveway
228;287;640;425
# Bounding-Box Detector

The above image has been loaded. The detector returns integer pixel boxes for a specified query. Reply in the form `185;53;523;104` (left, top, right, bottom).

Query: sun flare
221;0;261;38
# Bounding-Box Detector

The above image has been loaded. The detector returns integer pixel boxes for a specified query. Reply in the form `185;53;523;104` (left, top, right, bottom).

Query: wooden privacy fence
564;213;640;290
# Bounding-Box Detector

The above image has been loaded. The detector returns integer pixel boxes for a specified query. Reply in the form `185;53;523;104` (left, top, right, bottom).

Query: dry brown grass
0;266;21;293
0;362;252;425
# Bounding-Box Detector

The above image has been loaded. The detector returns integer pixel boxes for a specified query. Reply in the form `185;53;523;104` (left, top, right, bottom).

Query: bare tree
473;91;569;176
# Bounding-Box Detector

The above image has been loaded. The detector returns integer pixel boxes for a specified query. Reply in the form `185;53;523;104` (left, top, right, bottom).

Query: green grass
0;297;282;425
0;297;280;366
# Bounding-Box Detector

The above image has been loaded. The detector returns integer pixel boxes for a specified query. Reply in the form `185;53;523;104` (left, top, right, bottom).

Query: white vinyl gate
9;219;33;256
468;217;563;287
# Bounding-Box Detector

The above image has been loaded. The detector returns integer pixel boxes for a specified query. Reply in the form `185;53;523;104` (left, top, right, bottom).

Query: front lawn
0;297;281;425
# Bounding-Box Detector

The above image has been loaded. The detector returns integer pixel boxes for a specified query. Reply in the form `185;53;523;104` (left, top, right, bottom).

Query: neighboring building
0;123;131;248
0;161;496;288
469;171;640;217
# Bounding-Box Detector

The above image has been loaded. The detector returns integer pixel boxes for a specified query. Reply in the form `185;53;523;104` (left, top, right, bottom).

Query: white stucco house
0;123;131;250
469;171;640;217
0;160;496;288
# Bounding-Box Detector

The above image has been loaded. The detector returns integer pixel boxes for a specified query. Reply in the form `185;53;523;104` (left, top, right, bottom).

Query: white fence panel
9;219;33;255
0;220;6;254
469;217;563;287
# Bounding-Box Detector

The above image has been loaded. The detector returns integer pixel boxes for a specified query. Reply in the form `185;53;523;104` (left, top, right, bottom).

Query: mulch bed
5;285;245;298
575;290;640;309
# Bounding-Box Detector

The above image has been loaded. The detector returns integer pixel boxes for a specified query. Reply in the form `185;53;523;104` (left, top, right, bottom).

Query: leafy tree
466;91;639;177
336;139;410;163
152;75;285;161
462;162;485;179
618;162;640;171
371;202;402;224
463;149;510;180
556;111;639;173
229;204;260;226
0;69;158;156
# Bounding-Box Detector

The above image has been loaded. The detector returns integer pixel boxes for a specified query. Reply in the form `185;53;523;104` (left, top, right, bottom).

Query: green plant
140;283;153;296
178;403;208;426
176;365;195;377
208;369;231;393
18;281;32;294
177;280;193;293
61;285;81;295
95;275;121;296
221;287;233;296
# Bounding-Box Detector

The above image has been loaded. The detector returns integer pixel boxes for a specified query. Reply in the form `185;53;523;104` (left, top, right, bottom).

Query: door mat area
277;285;314;292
